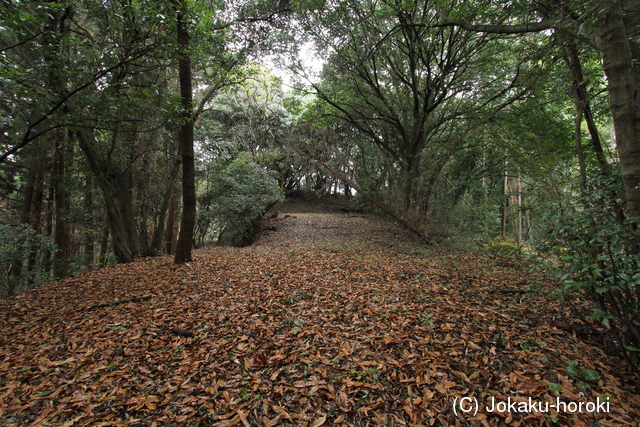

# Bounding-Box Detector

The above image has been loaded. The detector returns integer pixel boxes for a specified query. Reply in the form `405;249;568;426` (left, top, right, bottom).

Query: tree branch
434;16;561;34
0;49;151;163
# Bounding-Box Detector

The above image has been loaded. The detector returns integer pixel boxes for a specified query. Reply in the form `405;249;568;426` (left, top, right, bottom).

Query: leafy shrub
481;238;523;258
533;176;640;367
198;153;284;246
425;194;502;250
0;224;57;298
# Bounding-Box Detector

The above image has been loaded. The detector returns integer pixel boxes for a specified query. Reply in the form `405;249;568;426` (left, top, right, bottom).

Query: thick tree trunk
597;1;640;235
75;127;140;263
173;0;196;264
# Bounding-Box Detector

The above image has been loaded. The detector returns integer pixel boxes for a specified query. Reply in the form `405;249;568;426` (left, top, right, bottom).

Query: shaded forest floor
2;197;640;426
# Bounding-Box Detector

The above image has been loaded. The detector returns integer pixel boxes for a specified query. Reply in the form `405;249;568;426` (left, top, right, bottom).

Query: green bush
198;153;284;246
482;237;523;258
0;224;57;298
533;176;640;367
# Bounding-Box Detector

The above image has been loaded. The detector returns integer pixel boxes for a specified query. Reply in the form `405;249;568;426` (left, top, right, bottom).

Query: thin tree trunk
42;182;54;270
53;130;70;279
574;102;588;201
501;167;508;238
84;175;94;269
25;145;48;273
566;41;608;168
150;157;181;255
508;172;523;247
164;192;178;255
99;225;110;267
173;0;196;264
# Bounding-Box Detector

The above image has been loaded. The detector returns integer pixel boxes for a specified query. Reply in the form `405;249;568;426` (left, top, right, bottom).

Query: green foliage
482;238;523;258
533;174;640;367
198;153;283;246
0;225;57;298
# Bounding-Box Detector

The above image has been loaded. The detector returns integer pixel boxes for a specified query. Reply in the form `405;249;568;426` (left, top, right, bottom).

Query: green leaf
565;360;579;377
580;369;600;382
549;382;563;392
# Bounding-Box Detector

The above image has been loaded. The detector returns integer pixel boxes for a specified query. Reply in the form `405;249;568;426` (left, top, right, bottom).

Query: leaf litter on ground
1;210;640;426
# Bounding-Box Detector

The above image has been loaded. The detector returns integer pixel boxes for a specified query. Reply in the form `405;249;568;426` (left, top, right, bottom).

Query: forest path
256;211;420;250
1;203;640;425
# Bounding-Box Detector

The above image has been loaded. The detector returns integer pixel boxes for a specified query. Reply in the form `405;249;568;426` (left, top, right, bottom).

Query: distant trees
426;0;640;366
295;0;559;230
289;0;640;365
0;0;289;295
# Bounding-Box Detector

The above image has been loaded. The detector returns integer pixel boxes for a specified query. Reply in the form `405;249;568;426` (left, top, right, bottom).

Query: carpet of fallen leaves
2;211;640;427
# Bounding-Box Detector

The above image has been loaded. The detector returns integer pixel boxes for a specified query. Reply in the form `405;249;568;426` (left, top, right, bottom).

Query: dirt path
256;212;421;250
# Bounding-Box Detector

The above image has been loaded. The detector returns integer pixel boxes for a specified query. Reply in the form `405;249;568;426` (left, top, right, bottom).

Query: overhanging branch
434;16;560;34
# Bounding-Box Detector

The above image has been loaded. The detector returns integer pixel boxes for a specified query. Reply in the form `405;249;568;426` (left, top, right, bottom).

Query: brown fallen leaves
1;212;639;426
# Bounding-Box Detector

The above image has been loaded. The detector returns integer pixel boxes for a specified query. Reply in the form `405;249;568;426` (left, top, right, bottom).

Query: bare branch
0;31;45;53
435;16;561;34
436;8;598;49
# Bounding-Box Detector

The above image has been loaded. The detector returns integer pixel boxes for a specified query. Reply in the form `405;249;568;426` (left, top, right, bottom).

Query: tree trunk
565;41;608;169
574;101;588;200
149;157;181;255
501;167;508;237
164;192;178;255
53;130;70;279
98;225;109;267
173;0;196;264
75;127;140;263
597;1;640;236
8;153;38;282
508;172;523;247
84;175;94;269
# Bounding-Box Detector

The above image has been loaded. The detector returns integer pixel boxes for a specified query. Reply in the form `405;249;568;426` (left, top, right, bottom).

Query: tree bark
8;149;38;282
98;224;109;267
173;0;196;264
149;162;180;255
597;1;640;235
75;127;140;263
565;41;608;169
164;191;179;255
52;130;70;279
84;175;94;269
574;100;588;200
